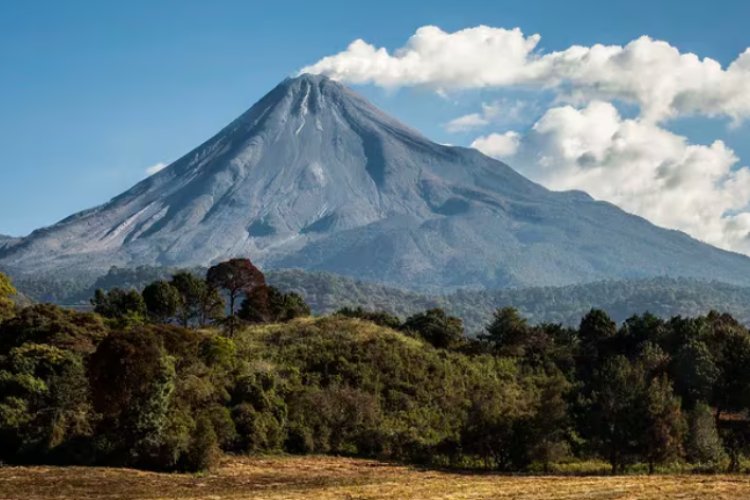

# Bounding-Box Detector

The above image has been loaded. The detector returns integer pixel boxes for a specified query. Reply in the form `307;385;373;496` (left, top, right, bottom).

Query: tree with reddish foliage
206;258;267;336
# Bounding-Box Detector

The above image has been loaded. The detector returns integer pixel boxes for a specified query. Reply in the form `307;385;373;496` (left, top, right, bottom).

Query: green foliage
643;375;686;473
142;281;181;323
0;304;107;354
686;402;726;467
87;324;233;470
17;267;750;335
91;288;147;326
400;308;464;349
0;304;105;463
480;307;531;356
0;272;17;322
582;355;648;473
5;280;750;475
715;330;750;415
239;286;310;324
183;414;221;471
335;307;402;329
671;339;718;408
170;272;224;327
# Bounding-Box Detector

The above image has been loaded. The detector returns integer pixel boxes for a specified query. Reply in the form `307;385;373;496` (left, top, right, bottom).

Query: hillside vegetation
3;260;750;476
270;270;750;332
11;266;750;333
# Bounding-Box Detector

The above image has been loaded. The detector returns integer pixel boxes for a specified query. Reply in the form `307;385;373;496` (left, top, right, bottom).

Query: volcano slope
3;74;750;290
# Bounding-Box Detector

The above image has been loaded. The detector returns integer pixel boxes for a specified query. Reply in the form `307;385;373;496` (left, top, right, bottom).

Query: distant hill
0;235;19;251
4;74;750;290
269;270;750;333
11;266;750;334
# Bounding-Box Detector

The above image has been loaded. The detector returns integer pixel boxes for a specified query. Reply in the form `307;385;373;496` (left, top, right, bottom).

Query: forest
13;266;750;333
1;259;749;475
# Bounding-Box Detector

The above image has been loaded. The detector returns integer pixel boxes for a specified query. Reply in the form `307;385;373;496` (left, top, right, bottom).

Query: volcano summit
2;74;750;289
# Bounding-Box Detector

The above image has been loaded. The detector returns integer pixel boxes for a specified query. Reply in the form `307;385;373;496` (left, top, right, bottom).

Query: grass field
2;456;750;500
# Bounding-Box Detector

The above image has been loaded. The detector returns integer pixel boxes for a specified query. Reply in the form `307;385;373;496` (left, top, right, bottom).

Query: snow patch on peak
299;83;311;117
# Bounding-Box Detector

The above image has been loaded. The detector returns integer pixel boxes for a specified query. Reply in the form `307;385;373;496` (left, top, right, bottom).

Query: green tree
88;328;176;468
522;370;573;472
686;402;726;468
460;365;535;470
715;331;750;420
671;339;718;408
196;286;225;328
643;375;686;474
619;313;666;358
583;355;646;474
91;288;147;326
170;272;224;328
401;308;464;349
142;281;181;323
480;307;530;355
579;309;617;351
170;272;205;327
577;309;618;383
269;290;310;322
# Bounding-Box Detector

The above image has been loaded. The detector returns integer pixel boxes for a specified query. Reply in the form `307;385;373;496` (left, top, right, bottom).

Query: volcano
3;74;750;290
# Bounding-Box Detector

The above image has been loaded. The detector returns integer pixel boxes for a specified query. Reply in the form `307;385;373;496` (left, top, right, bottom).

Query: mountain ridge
2;74;750;290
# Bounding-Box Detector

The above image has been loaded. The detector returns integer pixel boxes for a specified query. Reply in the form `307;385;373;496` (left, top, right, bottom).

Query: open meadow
2;456;750;500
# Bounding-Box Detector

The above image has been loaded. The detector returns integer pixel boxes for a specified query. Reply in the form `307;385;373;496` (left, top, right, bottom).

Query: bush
687;402;727;467
183;415;221;471
401;308;464;349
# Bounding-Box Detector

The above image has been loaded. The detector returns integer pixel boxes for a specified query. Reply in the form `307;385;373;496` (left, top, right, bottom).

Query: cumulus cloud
470;132;520;158
145;162;168;176
444;99;530;132
445;112;489;133
473;101;750;253
302;25;750;122
304;25;750;254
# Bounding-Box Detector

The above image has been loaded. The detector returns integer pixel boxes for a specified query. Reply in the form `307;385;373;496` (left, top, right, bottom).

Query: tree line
16;265;750;334
1;259;749;474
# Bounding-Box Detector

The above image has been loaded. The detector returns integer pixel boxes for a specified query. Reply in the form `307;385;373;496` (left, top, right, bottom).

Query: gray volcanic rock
3;74;750;289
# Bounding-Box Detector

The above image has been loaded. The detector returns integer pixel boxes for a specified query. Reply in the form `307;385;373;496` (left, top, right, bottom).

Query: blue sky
2;1;750;250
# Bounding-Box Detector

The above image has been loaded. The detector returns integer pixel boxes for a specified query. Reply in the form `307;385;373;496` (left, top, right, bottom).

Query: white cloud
474;101;750;253
145;162;168;176
444;99;530;132
470;132;520;158
302;25;750;122
304;25;750;254
444;113;488;132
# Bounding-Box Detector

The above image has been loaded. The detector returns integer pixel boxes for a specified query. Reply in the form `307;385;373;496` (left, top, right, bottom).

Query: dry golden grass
2;455;750;500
